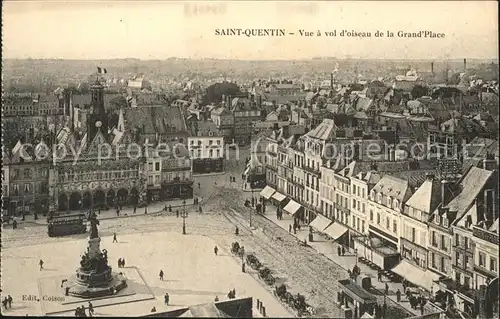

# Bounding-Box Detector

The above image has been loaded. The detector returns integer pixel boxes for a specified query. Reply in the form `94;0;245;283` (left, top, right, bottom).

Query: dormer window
394;199;399;210
435;214;441;225
387;197;392;208
371;190;376;200
378;193;382;203
443;217;449;227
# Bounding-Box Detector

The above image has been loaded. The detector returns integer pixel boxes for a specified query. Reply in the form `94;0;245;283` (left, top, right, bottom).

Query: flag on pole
97;67;107;74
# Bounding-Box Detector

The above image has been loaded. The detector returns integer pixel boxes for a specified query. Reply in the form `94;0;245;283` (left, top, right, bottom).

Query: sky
2;0;499;60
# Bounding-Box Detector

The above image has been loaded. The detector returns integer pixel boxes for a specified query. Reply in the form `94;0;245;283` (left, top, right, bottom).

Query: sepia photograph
1;0;499;318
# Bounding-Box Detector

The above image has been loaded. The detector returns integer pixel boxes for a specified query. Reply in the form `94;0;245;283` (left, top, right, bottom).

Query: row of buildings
2;81;196;215
260;119;499;318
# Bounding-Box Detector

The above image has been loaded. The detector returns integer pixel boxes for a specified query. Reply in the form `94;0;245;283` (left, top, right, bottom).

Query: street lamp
180;200;188;235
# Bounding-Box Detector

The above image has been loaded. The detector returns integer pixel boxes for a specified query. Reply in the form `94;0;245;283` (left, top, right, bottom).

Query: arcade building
50;80;146;212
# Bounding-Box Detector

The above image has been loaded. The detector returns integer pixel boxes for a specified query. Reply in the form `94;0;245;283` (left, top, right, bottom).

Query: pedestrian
151;307;156;313
214;245;218;256
420;302;424;315
341;246;345;256
133;206;137;214
169;205;172;212
198;182;201;189
176;210;179;218
81;305;88;317
164;293;169;305
7;295;12;309
337;246;341;256
2;297;7;310
116;207;120;216
377;270;382;282
289;224;292;233
118;258;122;268
235;226;239;235
165;293;169;305
402;280;406;292
159;269;164;281
122;258;126;268
385;283;389;295
144;207;148;214
113;233;117;243
39;259;44;270
242;262;245;273
232;288;236;298
396;289;401;302
199;206;202;213
215;296;219;302
98;209;101;215
88;302;94;316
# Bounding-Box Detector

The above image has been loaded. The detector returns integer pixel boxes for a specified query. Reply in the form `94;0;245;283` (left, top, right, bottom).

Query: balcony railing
302;165;321;177
334;202;351;215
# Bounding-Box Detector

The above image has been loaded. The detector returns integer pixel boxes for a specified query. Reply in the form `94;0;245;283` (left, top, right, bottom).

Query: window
440;235;447;251
362;203;366;213
455;234;460;246
370;210;373;221
435;214;440;225
464;237;469;249
490;257;497;272
378;193;382;203
387;197;392;207
432;231;437;247
394;200;399;210
209;140;213;146
24;183;31;193
479;252;486;267
377;213;380;224
148;163;153;171
13;184;19;196
155;162;160;171
393;220;397;233
431;253;436;268
216;149;220;158
440;257;446;272
386;216;390;229
209;150;213;157
456;252;461;266
190;140;194;145
411;228;416;242
353;185;357;195
217;140;221;145
443;217;449;227
362;221;365;233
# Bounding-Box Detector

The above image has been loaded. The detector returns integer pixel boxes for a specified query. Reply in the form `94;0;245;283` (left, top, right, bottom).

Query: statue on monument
88;211;100;239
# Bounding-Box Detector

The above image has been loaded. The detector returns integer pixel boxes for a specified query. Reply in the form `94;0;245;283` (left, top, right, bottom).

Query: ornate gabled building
49;81;146;212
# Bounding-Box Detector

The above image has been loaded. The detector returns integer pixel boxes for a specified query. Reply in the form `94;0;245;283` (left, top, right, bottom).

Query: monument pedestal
65;236;127;298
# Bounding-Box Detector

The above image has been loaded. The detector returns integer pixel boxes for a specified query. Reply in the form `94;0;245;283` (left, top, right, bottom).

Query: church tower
87;80;109;142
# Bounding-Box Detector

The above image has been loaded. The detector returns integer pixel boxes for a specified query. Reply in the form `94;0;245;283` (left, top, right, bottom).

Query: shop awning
271;192;287;202
391;260;441;292
309;214;332;232
283;200;302;215
323;222;348;241
259;186;276;199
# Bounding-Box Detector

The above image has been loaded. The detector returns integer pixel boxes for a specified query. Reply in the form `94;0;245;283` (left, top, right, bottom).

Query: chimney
482;154;497;171
463;58;467;71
